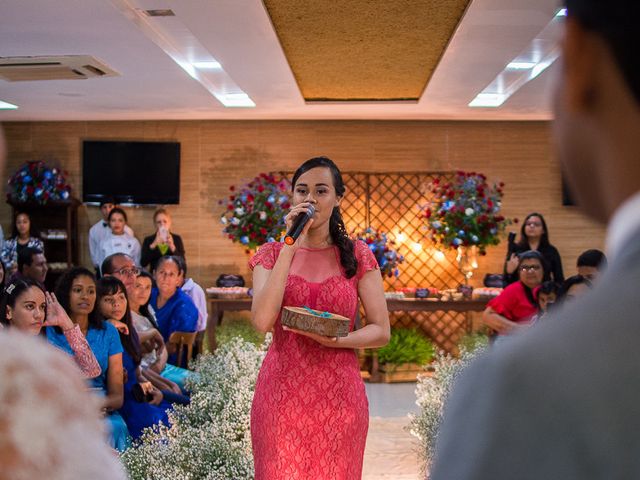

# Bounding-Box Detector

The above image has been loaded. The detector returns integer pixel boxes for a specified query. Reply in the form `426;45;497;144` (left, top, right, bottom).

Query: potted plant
375;327;435;382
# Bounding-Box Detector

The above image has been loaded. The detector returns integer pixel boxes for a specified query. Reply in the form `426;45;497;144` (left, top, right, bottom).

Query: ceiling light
0;100;18;110
556;8;567;17
507;62;536;70
469;10;564;108
215;93;256;108
469;93;506;108
193;61;222;70
109;0;254;108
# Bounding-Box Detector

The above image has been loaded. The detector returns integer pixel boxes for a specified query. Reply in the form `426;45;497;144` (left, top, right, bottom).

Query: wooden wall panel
1;120;606;290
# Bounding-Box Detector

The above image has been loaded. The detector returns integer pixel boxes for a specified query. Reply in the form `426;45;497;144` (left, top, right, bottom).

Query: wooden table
206;295;489;353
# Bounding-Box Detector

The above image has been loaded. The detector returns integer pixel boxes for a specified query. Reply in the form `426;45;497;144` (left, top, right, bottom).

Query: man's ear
563;18;601;114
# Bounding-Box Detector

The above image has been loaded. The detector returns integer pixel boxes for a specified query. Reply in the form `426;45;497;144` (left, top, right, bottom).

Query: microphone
507;231;517;256
284;205;315;245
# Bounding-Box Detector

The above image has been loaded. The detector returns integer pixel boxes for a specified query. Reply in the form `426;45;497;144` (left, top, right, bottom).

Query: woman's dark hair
97;276;141;366
538;280;560;297
155;255;184;276
518;212;550;249
107;207;128;224
291;156;357;279
1;278;45;327
517;250;547;309
11;211;39;239
54;267;103;331
135;270;159;329
558;274;593;302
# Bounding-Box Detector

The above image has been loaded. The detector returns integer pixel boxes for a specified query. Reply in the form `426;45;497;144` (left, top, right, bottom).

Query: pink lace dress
249;241;379;480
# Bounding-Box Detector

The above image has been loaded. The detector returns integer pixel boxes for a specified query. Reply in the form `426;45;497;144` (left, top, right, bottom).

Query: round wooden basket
281;306;350;337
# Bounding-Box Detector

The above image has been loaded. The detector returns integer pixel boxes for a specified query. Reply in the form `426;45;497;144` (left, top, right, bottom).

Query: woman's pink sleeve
63;325;102;378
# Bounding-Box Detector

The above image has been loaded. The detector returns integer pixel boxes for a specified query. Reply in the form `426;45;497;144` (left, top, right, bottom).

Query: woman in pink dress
250;157;390;479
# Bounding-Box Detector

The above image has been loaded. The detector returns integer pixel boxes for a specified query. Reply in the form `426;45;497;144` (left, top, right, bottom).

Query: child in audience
1;278;100;378
1;211;44;274
96;276;177;440
532;281;560;323
97;208;141;272
558;275;593;303
46;267;130;451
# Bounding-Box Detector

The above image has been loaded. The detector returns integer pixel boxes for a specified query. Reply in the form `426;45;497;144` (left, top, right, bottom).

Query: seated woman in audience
129;270;190;391
1;211;44;274
484;250;546;337
557;274;593;304
0;260;6;296
150;256;198;367
97;208;141;272
141;208;185;272
96;276;176;440
46;267;130;451
1;278;100;378
504;212;564;286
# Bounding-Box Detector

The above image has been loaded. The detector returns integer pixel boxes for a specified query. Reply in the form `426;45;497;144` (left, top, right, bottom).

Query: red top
488;281;539;324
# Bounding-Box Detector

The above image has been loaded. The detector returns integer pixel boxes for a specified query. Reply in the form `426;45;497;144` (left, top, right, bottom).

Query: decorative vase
456;245;478;285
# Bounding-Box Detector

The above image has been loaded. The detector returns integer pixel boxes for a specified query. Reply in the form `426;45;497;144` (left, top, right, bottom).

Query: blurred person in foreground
431;1;640;478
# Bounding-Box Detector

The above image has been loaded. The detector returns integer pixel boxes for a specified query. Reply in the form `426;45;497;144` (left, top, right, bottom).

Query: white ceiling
0;0;562;122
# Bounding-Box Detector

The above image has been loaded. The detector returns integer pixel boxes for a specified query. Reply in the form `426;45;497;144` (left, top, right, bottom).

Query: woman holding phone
141;208;185;272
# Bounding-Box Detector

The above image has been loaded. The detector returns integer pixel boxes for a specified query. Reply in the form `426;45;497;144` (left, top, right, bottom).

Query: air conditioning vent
0;56;120;82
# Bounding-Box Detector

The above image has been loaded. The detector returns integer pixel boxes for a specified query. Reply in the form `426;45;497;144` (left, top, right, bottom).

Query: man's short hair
566;0;640;104
17;247;44;273
577;249;607;269
101;253;133;275
99;197;116;207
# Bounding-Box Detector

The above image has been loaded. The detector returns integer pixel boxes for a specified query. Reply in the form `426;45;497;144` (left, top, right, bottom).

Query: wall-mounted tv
82;140;180;205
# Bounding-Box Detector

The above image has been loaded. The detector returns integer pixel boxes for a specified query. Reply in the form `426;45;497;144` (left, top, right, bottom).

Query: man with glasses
100;253;140;292
432;1;640;478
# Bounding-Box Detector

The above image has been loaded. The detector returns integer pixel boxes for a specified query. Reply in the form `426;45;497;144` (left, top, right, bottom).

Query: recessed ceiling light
192;61;222;70
556;8;567;17
109;0;254;108
0;100;18;110
469;10;564;108
506;62;536;70
215;93;256;108
468;93;506;108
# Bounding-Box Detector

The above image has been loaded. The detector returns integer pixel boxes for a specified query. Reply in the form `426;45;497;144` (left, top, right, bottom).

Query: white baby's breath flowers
121;337;268;479
407;338;488;476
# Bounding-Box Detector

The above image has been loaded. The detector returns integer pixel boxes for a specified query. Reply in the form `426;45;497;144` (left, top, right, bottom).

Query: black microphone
284;205;315;245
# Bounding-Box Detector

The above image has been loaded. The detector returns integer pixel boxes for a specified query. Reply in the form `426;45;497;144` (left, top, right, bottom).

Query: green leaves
376;327;435;366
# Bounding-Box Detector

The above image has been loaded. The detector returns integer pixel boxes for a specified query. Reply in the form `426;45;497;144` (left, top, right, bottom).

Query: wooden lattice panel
284;170;469;353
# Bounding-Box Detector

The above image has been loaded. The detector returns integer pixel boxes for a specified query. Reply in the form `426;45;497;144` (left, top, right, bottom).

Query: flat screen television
82;140;180;205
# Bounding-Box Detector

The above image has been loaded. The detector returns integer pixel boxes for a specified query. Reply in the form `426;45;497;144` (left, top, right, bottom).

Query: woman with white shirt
97;208;141;272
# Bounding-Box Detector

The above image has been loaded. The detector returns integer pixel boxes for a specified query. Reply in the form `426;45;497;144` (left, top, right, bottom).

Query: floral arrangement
220;173;291;252
121;336;269;479
407;334;488;474
424;171;512;254
355;227;404;278
7;160;71;204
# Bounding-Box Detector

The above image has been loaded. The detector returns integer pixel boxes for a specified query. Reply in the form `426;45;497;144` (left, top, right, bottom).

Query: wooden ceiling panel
264;0;471;102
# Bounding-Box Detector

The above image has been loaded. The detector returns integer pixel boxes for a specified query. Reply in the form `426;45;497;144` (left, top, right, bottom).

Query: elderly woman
1;212;44;274
141;208;185;272
484;250;546;336
149;256;198;367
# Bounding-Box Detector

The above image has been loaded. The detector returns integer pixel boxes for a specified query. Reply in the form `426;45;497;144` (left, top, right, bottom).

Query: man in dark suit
431;1;640;478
